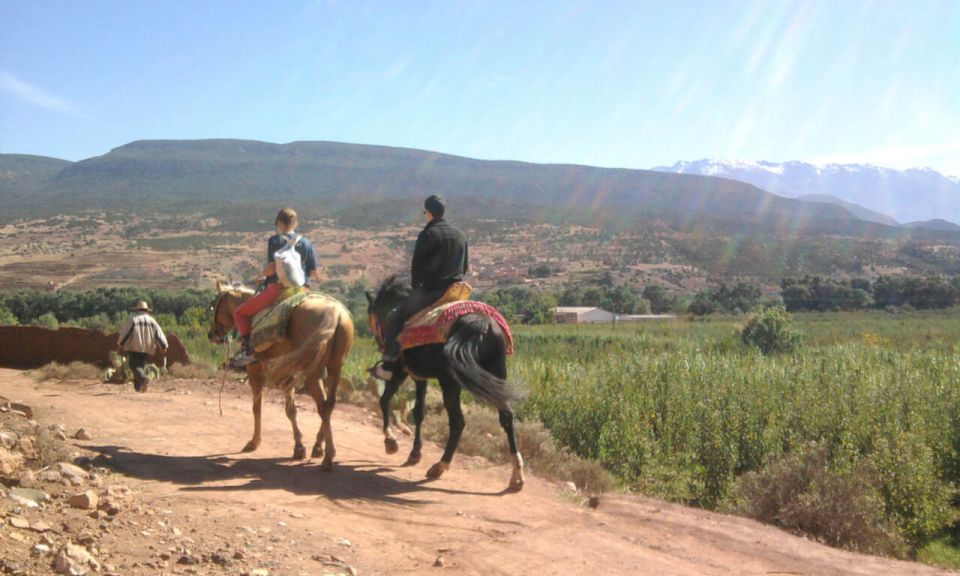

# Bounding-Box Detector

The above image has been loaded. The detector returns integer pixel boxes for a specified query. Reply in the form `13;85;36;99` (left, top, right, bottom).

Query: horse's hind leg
317;363;341;471
499;408;524;490
306;374;327;459
486;350;524;490
242;370;265;453
283;384;306;460
427;375;464;480
406;379;427;465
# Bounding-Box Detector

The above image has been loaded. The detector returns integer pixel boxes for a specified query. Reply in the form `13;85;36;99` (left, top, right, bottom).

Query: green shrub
731;442;907;556
33;362;101;381
739;305;800;354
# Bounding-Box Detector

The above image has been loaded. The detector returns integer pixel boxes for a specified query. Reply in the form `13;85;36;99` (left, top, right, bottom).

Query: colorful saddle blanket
398;300;514;355
250;288;333;353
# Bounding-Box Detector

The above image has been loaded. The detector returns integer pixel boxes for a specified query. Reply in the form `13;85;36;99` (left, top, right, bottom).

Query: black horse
365;276;525;491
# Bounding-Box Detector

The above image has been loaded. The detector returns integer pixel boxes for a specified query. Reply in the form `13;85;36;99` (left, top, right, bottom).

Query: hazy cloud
0;70;87;117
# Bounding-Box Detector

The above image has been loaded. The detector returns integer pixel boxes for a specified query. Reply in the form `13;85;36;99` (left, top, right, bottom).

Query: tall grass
509;312;960;557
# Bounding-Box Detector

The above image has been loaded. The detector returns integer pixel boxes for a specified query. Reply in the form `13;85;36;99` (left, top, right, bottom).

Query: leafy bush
739;306;800;354
731;442;908;556
33;362;101;381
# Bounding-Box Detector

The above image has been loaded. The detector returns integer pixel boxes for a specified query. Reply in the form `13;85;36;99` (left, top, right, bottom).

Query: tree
642;285;678;314
0;306;18;326
34;312;59;330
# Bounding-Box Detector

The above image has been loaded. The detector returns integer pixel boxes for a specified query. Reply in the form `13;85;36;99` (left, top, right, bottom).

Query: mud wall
0;326;190;369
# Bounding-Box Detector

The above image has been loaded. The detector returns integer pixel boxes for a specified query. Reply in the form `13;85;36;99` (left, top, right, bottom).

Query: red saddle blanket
398;300;514;355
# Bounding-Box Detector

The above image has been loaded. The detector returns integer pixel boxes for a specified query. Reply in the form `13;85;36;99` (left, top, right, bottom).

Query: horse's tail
443;314;522;411
264;302;346;393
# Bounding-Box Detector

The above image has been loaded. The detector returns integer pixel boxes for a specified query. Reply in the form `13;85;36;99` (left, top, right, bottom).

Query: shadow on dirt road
86;444;512;506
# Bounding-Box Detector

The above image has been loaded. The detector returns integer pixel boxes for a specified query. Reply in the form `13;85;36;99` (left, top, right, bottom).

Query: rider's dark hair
275;208;298;230
424;195;445;219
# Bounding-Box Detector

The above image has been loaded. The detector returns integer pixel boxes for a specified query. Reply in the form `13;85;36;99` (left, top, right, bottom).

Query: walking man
119;300;168;392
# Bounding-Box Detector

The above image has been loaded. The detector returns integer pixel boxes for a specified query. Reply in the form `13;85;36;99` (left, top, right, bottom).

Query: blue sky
1;0;958;174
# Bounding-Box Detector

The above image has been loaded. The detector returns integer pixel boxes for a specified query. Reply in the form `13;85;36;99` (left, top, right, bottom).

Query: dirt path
0;368;952;576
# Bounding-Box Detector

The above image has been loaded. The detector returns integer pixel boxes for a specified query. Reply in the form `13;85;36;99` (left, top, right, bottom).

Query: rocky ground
0;368;954;576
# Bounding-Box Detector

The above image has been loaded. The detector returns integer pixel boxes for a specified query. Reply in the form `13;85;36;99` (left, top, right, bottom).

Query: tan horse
208;281;354;471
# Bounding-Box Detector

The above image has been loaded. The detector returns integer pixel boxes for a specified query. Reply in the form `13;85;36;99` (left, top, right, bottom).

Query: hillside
798;193;899;226
0;154;73;204
654;159;960;224
2;139;858;232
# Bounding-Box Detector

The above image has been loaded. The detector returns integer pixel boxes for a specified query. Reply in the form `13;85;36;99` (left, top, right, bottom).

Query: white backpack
274;235;306;287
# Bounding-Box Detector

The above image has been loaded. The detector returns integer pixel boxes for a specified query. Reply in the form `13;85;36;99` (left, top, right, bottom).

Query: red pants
233;283;283;337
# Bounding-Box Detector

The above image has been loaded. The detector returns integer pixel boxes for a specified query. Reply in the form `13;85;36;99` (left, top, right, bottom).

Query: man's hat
130;300;152;312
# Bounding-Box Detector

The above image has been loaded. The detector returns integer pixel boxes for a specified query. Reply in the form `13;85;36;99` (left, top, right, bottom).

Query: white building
553;307;616;324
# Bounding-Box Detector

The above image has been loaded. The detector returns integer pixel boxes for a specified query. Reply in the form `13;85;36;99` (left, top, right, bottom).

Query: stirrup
230;351;259;368
368;361;394;381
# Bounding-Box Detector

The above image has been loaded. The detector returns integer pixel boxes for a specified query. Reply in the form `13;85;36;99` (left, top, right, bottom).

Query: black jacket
411;218;469;290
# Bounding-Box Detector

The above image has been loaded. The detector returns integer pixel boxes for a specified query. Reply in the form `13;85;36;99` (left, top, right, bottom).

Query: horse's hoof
404;452;422;466
241;441;259;453
311;445;324;459
426;461;448;479
384;437;399;455
293;444;306;460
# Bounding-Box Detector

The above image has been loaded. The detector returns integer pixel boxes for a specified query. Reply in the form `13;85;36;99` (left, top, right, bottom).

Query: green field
339;311;960;564
10;296;959;565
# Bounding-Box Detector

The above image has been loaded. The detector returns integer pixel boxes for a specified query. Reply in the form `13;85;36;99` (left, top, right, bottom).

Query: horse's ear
365;290;375;305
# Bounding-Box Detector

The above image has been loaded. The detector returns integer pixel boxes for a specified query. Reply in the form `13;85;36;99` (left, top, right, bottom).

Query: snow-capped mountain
652;160;960;225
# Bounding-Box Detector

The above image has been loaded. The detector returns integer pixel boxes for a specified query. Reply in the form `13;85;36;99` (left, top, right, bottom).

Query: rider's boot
231;335;258;368
370;356;398;381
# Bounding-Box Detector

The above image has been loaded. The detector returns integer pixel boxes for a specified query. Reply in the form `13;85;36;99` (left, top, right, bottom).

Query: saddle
249;287;333;353
398;282;514;355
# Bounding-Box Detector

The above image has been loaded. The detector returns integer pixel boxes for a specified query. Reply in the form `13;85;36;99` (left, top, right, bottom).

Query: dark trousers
383;286;447;358
128;352;149;391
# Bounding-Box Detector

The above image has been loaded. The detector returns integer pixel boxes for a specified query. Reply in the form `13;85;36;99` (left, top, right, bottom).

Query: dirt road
0;368;951;576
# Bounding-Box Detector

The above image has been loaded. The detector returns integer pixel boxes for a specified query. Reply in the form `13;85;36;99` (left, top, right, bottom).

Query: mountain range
2;139;862;234
652;159;960;226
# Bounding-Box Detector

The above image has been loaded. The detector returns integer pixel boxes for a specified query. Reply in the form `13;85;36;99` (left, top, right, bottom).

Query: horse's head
208;280;255;343
365;275;412;350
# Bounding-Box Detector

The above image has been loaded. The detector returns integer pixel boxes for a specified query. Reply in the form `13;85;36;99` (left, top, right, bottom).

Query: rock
7;486;50;508
57;462;89;484
10;402;34;419
0;430;17;449
0;446;24;476
54;543;101;576
9;516;30;529
17;436;37;459
18;469;36;487
32;543;52;557
39;469;64;483
68;491;100;510
73;429;92;441
433;556;446;567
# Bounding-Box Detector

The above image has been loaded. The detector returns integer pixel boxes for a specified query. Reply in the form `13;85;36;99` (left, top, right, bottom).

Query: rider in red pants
232;208;319;366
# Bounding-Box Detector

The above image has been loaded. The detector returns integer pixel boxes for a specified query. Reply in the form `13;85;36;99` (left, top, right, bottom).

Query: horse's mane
374;274;412;307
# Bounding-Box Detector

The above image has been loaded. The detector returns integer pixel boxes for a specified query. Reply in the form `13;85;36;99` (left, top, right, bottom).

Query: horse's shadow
85;445;511;507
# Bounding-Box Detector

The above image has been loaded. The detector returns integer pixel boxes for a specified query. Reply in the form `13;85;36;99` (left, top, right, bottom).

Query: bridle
209;291;233;344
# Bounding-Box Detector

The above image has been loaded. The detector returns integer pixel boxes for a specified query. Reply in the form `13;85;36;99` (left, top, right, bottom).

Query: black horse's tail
443;314;521;411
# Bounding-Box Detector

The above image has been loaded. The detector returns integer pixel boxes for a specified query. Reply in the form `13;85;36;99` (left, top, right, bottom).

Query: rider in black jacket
374;195;468;380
